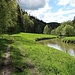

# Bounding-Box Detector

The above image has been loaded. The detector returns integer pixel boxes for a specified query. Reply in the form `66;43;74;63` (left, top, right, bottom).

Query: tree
56;26;63;35
6;0;18;34
43;25;51;34
73;16;75;28
47;22;60;29
51;20;74;35
0;0;8;33
51;29;56;35
23;14;34;32
73;16;75;24
63;25;75;36
0;0;18;34
35;25;42;33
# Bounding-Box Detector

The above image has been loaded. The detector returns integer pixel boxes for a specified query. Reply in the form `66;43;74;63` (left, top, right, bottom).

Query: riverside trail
2;36;12;75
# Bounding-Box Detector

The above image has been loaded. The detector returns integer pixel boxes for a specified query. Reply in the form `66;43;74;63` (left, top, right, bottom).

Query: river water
39;39;75;56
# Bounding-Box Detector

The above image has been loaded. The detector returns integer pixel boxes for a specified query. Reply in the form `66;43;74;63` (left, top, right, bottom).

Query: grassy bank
62;36;75;44
0;33;75;75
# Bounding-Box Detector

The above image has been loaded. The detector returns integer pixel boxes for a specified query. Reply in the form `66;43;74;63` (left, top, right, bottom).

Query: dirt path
2;44;11;75
1;35;12;75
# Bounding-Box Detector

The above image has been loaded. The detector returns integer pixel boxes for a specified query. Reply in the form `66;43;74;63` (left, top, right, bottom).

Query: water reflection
47;44;64;52
39;39;75;56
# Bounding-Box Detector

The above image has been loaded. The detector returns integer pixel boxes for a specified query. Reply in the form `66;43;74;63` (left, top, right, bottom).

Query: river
39;39;75;56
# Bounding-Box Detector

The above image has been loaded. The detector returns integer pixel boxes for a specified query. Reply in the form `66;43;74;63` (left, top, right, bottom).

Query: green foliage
61;20;73;26
23;14;34;32
6;0;18;33
72;16;75;28
0;0;7;33
0;0;18;34
51;29;56;35
56;26;63;35
51;20;75;36
30;16;46;33
43;25;51;34
63;25;75;36
47;22;60;29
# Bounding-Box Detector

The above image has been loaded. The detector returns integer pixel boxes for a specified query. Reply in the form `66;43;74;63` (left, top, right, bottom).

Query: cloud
26;4;75;23
18;0;75;23
42;8;75;23
58;0;75;7
26;0;52;20
18;0;46;10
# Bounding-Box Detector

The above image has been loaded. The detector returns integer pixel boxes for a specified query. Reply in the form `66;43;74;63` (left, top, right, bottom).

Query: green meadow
0;33;75;75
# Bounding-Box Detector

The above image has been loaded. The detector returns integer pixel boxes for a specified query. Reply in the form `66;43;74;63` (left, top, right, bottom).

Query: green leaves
51;20;75;36
43;25;51;34
23;14;34;32
0;0;18;34
63;25;75;36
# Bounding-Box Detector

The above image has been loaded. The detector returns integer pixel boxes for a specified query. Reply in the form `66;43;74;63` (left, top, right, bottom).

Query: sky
18;0;75;23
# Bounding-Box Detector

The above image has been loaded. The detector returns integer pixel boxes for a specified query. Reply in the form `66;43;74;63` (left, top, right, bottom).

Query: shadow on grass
10;46;29;74
0;38;9;65
0;37;14;69
10;44;36;75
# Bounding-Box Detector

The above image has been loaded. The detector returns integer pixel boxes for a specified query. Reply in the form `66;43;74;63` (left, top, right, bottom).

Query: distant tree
17;5;25;32
23;14;34;32
56;26;63;35
30;16;46;33
47;22;60;29
53;20;74;35
35;25;41;33
73;16;75;24
43;25;51;34
63;25;75;36
61;20;73;27
72;16;75;28
51;29;56;35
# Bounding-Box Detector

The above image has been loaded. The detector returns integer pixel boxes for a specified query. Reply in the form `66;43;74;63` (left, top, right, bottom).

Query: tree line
0;0;46;34
1;0;74;36
50;19;75;36
43;17;75;36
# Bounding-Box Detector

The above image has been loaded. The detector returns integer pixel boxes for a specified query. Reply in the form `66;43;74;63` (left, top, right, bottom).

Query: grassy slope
62;37;75;40
1;33;75;75
62;36;75;44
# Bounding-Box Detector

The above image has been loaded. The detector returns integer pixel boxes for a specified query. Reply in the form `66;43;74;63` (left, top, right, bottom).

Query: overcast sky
18;0;75;23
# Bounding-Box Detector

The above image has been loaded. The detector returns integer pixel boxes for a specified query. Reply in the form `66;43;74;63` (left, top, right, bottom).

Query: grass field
0;33;75;75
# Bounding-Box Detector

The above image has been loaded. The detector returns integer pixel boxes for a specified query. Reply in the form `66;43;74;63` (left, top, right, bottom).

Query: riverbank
62;37;75;44
0;33;75;75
